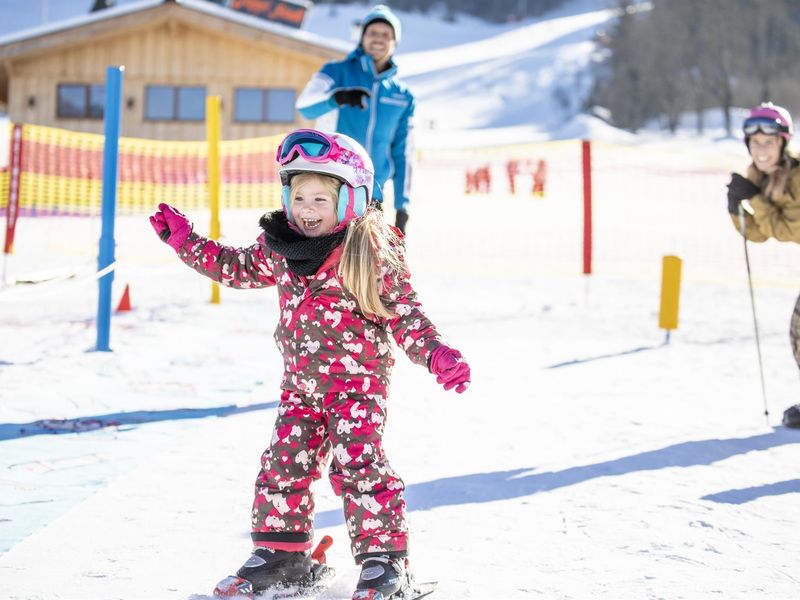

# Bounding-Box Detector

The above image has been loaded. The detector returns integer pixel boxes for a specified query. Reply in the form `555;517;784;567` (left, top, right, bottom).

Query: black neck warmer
259;211;346;276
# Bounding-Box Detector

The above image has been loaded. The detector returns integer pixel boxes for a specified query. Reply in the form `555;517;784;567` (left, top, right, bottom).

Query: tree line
311;0;568;23
588;0;800;134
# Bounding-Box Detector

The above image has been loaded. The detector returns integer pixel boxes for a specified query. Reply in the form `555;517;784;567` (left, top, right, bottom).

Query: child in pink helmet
150;129;470;599
725;102;800;429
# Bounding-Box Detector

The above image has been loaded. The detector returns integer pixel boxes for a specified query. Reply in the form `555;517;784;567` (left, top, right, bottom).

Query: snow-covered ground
2;150;800;600
2;1;800;599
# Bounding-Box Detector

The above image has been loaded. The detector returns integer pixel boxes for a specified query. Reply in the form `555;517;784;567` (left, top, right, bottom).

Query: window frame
56;83;105;120
233;87;296;124
144;84;207;122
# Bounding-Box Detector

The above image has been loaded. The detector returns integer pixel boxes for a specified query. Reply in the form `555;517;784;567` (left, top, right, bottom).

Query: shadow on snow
315;427;800;527
0;401;279;441
545;343;664;368
702;478;800;504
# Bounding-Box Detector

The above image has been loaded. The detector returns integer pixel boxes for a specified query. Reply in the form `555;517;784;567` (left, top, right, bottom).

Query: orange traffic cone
116;284;132;312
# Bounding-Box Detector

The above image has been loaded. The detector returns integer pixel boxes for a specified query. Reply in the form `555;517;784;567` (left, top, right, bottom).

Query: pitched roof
0;0;350;59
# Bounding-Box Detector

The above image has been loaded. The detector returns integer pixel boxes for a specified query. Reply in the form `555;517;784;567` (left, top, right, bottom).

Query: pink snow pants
250;390;408;561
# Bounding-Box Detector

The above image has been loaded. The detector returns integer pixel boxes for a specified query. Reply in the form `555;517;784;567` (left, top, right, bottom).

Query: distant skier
149;129;470;599
725;102;800;428
296;5;415;235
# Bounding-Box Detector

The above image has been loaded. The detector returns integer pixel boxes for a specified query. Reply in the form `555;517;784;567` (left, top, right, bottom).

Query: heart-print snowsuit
174;228;443;560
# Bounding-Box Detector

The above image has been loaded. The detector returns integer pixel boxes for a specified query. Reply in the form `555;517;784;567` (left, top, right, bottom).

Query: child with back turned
149;129;471;599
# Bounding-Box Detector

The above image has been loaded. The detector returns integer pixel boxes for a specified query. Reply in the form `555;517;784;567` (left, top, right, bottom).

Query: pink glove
429;346;471;393
149;203;192;252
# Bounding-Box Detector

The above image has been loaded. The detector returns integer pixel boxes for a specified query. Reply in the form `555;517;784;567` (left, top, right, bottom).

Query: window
145;85;206;121
234;88;296;123
57;84;104;119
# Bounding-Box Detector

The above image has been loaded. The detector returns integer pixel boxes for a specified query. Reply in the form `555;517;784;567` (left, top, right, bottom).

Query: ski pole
738;202;770;424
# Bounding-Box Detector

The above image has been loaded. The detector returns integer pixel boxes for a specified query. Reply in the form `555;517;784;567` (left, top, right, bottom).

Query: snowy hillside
304;0;621;145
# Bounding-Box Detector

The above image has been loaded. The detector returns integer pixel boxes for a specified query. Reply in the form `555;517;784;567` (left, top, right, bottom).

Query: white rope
0;261;117;302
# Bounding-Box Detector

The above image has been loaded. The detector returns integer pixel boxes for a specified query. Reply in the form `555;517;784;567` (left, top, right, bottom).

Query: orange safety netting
0;123;284;216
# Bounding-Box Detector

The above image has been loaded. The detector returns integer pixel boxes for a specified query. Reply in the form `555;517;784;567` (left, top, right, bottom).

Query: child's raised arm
150;203;277;289
381;271;471;393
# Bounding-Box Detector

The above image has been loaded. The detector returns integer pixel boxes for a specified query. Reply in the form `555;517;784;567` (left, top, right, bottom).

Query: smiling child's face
290;177;338;237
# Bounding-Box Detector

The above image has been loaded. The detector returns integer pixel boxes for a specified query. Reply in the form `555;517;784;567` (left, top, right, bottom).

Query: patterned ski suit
174;227;443;560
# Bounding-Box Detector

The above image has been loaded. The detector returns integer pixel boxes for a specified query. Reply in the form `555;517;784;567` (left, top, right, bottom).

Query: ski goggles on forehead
276;129;342;165
743;117;789;137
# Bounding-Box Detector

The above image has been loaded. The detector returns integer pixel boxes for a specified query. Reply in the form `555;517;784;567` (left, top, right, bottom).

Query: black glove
333;88;370;109
726;173;760;214
394;209;408;234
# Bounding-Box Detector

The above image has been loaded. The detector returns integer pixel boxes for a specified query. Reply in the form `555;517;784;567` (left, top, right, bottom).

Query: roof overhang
0;0;349;62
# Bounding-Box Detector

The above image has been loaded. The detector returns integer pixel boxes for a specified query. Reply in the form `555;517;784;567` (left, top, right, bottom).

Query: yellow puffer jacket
731;156;800;243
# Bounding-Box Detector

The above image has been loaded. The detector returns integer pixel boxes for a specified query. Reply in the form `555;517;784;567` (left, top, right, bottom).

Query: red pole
581;139;592;275
4;123;23;255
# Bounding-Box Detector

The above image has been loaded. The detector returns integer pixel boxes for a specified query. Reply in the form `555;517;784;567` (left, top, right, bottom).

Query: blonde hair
289;172;403;318
289;172;341;204
340;209;404;319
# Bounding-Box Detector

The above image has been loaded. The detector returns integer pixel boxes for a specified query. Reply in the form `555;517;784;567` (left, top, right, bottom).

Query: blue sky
0;0;140;35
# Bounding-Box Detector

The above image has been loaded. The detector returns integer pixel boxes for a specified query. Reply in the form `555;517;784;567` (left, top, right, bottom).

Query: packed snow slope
2;149;800;599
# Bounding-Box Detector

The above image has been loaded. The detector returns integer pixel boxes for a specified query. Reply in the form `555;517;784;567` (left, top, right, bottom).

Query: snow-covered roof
0;0;350;56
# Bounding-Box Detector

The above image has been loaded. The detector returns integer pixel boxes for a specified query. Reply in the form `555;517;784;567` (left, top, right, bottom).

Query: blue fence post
96;65;124;352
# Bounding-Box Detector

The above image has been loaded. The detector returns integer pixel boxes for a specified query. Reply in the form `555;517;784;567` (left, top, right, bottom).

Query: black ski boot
352;555;411;600
783;404;800;428
394;209;409;235
213;548;312;597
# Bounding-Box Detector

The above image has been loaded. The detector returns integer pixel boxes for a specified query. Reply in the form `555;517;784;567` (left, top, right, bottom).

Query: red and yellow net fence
415;137;800;286
0;123;285;216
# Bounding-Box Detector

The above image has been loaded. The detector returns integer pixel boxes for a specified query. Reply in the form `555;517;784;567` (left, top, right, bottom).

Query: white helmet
276;129;374;225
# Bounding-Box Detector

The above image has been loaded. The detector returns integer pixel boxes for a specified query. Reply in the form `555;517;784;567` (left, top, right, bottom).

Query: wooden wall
4;12;342;140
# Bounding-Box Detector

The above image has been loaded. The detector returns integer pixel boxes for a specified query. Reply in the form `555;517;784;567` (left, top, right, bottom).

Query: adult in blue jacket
297;5;414;234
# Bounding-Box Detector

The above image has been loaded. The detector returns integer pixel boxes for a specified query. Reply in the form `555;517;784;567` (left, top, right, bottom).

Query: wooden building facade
0;0;346;140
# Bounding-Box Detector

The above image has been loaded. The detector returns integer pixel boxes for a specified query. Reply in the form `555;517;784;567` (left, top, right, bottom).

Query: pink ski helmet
743;102;794;149
276;129;373;227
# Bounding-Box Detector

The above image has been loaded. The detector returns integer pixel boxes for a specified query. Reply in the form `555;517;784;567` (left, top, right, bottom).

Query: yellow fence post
207;95;221;304
659;255;682;343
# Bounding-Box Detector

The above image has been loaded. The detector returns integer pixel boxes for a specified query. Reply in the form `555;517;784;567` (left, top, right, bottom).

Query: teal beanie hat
360;5;402;43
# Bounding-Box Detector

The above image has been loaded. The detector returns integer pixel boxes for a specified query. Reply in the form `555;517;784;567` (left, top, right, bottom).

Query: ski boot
352;555;411;600
214;535;334;598
784;404;800;428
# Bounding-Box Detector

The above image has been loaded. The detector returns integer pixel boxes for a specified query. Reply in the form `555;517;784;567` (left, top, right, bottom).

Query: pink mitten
149;203;192;252
429;346;471;394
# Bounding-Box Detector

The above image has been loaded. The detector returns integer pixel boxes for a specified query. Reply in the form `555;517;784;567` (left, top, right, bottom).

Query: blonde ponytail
339;209;404;318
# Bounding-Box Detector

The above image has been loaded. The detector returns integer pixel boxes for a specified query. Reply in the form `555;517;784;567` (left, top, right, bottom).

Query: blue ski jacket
296;47;415;212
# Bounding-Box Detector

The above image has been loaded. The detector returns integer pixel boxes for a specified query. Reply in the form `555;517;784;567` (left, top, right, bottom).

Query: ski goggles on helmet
743;116;790;137
276;129;344;165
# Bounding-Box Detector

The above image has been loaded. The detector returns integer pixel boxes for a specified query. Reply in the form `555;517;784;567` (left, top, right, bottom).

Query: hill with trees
588;0;800;134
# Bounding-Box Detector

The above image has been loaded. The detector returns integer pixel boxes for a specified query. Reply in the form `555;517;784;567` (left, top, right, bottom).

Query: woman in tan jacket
726;102;800;428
